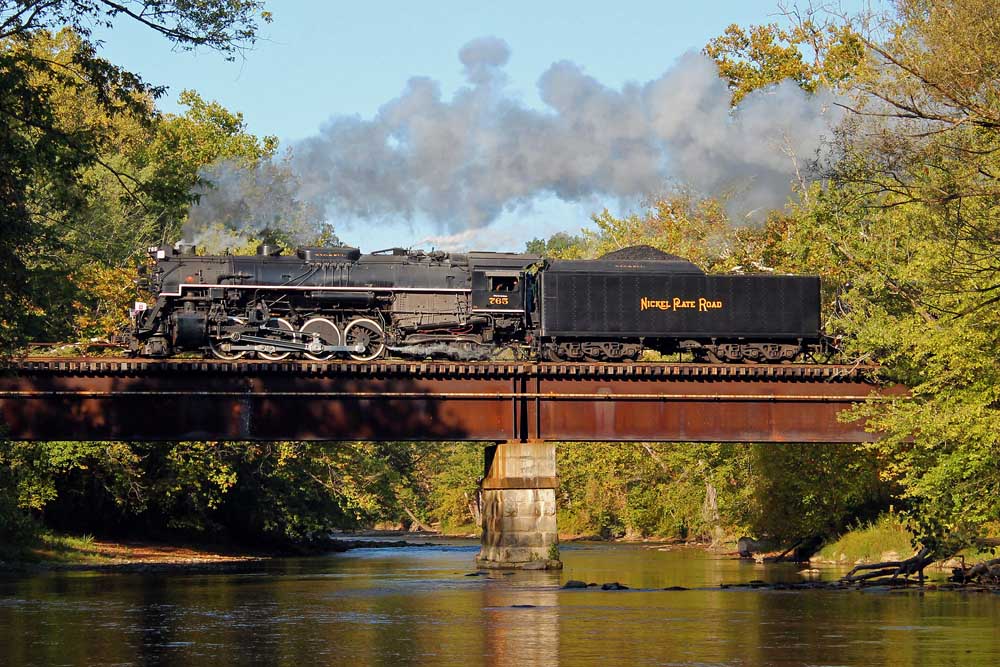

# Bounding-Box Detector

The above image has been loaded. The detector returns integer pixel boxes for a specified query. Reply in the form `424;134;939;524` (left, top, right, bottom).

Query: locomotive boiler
127;242;825;363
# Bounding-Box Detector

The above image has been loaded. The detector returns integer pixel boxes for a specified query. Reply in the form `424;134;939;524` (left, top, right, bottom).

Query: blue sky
95;1;868;252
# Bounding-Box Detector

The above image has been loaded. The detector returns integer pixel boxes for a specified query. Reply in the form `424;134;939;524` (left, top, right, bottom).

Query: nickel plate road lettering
640;297;723;312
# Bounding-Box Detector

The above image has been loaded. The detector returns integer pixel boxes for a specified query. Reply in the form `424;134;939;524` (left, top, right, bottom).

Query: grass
0;531;119;566
815;514;916;564
437;521;479;536
816;514;1000;566
951;544;999;564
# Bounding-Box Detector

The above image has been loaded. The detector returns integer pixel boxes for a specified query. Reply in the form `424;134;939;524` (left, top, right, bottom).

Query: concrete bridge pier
476;441;562;570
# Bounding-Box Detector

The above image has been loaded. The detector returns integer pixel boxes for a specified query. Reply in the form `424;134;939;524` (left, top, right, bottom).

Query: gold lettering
642;295;723;312
698;297;723;312
640;297;671;311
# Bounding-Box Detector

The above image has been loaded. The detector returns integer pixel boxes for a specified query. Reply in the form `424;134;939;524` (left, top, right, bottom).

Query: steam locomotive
126;242;825;363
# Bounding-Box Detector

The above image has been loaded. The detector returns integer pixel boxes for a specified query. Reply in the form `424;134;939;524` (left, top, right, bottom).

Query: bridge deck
0;358;898;442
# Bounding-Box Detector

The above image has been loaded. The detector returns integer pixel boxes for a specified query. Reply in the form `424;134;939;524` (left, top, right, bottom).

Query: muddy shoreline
0;532;445;574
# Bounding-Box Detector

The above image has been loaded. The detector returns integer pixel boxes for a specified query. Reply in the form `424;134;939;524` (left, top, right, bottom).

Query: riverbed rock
601;582;629;590
562;580;588;589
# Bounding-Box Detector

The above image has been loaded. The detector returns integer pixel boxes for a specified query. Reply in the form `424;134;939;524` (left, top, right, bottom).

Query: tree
0;1;270;350
0;2;269;56
705;3;864;104
753;0;1000;552
4;30;280;343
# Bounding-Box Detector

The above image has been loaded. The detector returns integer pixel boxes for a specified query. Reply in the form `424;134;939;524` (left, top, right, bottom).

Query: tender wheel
300;317;341;361
343;318;386;362
209;317;247;360
257;317;294;360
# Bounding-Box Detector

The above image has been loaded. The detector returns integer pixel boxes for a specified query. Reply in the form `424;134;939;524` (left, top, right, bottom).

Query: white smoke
388;342;493;360
185;37;842;248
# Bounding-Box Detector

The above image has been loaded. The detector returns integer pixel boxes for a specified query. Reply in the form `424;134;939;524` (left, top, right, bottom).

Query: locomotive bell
256;244;282;257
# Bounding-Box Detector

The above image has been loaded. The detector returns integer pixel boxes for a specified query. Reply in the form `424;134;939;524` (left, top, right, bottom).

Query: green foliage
423;443;483;533
1;30;282;346
525;232;587;258
815;513;916;563
747;444;888;544
0;2;270;59
0;2;269;350
556;442;758;541
704;7;864;104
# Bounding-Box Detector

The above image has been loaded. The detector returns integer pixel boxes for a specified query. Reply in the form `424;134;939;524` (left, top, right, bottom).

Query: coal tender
127;243;826;363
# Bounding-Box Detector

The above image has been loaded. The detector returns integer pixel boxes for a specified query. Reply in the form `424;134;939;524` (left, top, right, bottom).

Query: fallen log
950;556;1000;584
841;547;934;585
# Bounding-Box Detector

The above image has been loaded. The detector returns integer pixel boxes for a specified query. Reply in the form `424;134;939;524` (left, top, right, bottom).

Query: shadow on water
2;540;999;666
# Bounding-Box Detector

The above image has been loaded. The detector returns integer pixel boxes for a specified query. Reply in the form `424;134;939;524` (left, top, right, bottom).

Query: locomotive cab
467;252;540;349
471;270;524;312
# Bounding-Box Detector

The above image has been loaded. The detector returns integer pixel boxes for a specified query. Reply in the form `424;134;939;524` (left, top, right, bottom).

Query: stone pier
476;441;561;569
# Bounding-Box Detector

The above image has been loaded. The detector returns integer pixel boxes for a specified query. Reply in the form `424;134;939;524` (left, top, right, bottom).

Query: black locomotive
127;242;824;363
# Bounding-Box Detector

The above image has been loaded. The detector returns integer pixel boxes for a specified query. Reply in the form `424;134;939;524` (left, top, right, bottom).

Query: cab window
489;276;518;292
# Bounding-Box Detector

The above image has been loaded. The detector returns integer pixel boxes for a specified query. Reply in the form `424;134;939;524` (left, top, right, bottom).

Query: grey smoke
183;158;332;252
185;37;841;247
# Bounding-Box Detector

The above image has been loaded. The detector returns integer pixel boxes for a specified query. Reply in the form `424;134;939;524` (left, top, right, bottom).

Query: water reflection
1;541;998;666
482;576;560;666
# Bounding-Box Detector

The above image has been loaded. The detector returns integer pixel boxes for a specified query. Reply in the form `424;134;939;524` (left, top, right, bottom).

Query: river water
2;539;999;666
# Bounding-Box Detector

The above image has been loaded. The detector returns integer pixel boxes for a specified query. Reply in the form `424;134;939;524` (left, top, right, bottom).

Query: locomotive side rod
224;334;364;355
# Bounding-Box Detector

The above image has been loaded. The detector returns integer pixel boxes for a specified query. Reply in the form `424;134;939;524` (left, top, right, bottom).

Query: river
2;539;998;666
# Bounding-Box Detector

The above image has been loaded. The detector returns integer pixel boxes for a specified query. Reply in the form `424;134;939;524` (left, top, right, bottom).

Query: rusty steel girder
0;358;902;442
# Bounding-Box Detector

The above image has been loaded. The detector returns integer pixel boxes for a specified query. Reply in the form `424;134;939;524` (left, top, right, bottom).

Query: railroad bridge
0;358;902;568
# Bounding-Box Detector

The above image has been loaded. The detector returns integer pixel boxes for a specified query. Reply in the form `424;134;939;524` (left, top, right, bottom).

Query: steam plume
185;37;841;248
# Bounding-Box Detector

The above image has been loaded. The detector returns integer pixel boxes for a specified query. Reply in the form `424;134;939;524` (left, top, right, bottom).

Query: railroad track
4;356;880;381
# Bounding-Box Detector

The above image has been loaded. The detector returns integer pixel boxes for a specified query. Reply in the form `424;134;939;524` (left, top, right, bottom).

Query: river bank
0;530;445;573
5;520;996;578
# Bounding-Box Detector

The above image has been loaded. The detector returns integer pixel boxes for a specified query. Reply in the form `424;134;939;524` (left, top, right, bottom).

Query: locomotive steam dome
256;244;282;256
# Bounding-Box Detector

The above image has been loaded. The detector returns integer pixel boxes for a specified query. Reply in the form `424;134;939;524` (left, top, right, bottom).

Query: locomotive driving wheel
257;318;295;361
300;317;342;361
344;318;386;362
209;317;248;360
